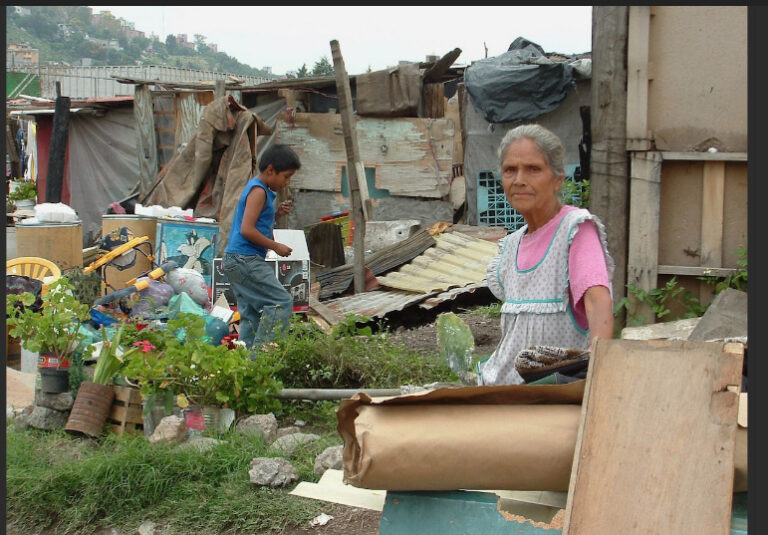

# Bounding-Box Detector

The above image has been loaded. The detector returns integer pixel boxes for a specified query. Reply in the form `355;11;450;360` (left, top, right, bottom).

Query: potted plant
6;277;91;393
66;325;139;437
121;313;283;434
8;180;37;210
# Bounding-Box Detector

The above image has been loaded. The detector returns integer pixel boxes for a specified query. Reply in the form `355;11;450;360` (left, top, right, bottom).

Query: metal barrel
65;382;116;437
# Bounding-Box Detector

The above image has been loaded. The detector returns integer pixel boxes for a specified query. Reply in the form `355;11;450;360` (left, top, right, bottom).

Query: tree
311;56;334;76
296;63;309;78
194;33;207;52
165;34;178;54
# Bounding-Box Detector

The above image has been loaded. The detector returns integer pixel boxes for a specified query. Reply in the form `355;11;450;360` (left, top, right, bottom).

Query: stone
27;406;69;431
688;288;748;342
148;415;187;445
177;436;225;453
313;445;344;476
621;317;702;341
276;426;301;439
236;413;278;443
13;405;34;430
92;527;120;535
34;389;75;411
248;457;299;487
138;520;156;535
271;432;320;456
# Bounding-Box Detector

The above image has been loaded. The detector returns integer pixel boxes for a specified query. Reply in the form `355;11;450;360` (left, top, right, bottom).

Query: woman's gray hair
498;124;566;177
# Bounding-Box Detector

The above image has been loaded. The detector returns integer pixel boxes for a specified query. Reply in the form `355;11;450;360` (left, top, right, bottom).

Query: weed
268;314;455;390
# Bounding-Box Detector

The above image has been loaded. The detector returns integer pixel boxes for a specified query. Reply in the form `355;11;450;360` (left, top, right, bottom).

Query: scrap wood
309;296;343;326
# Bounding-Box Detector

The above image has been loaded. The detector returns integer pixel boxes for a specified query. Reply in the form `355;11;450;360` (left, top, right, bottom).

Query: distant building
262;66;272;74
91;10;112;25
125;28;145;40
209;43;218;53
57;23;74;37
7;43;39;68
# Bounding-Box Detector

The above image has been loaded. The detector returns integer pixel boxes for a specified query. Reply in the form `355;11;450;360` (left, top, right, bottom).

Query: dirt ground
385;308;502;362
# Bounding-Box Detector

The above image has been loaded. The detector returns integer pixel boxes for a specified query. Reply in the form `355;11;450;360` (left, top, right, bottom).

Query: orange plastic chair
6;256;62;295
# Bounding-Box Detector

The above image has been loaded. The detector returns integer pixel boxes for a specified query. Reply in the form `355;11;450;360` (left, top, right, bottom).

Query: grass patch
461;302;502;319
6;424;342;534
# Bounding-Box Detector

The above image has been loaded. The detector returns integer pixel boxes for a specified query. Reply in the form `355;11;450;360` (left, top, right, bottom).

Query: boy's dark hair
258;143;301;173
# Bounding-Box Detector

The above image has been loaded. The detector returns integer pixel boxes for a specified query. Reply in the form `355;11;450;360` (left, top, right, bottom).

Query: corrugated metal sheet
324;289;433;320
32;65;270;100
376;232;498;293
321;231;499;320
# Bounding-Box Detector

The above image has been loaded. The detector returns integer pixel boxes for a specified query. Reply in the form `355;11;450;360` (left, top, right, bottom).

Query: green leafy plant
121;313;283;415
614;276;709;326
559;178;590;208
268;314;455;389
8;180;37;201
699;246;748;294
6;277;91;368
90;325;139;385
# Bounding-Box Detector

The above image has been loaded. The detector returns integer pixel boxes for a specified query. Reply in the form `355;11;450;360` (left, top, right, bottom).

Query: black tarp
463;37;576;124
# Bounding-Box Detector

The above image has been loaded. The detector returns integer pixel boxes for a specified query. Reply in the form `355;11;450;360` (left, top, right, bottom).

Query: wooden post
215;79;226;99
46;81;70;203
589;6;630;324
134;84;159;197
330;39;367;293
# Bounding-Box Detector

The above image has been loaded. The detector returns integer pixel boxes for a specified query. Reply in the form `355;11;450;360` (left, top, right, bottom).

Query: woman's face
501;137;564;219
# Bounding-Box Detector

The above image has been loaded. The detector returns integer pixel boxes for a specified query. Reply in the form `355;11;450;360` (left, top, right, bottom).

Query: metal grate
476;165;583;232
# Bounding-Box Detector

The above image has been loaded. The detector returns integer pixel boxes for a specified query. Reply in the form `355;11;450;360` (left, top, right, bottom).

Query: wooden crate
107;385;144;436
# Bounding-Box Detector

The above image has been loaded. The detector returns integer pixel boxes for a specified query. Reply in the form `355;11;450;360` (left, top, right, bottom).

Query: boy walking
222;144;300;348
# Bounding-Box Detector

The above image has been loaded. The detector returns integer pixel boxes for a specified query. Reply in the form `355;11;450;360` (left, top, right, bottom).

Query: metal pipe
274;388;401;401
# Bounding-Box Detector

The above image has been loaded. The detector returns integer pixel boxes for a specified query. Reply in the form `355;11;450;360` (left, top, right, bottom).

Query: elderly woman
477;124;615;385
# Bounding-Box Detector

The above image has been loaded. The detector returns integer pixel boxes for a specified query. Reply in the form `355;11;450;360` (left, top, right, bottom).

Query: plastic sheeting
66;108;142;246
463;38;578;124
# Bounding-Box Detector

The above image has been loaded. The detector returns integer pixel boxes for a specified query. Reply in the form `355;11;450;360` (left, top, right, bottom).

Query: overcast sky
89;6;593;76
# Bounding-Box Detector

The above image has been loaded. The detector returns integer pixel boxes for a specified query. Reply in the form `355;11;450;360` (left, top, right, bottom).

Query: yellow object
6;256;62;295
83;235;152;274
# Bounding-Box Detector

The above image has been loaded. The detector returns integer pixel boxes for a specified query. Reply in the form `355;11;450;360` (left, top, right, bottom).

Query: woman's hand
584;285;614;345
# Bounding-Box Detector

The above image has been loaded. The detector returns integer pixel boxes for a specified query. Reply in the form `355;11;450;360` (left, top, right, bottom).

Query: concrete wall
647;6;747;151
462;79;590;224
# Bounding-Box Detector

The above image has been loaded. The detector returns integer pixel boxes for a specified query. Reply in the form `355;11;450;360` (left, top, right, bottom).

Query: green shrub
268;315;455;389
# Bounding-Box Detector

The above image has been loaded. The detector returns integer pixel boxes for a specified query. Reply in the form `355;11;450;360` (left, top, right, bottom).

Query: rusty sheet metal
376;232;498;293
418;282;490;310
323;289;435;320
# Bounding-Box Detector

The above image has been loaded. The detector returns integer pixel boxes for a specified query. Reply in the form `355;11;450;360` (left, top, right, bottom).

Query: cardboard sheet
338;381;748;493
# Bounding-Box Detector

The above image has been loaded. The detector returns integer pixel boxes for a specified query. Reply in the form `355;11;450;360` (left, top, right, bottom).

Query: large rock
688;288;748;342
621;317;702;341
276;426;301;439
27;406;69;430
249;457;299;487
271;432;320;456
177;436;226;453
34;389;75;411
148;415;187;445
236;413;278;443
313;445;344;476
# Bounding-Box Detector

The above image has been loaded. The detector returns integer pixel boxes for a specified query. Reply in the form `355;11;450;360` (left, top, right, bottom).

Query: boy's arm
240;188;292;256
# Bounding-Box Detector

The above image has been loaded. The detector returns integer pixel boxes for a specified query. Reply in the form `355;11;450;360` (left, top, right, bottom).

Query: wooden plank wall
274;113;454;199
624;6;748;323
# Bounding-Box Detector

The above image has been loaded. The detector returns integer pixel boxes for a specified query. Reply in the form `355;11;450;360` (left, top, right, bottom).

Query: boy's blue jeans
221;252;293;348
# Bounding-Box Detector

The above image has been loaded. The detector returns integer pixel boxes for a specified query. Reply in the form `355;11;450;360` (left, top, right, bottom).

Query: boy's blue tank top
225;177;276;258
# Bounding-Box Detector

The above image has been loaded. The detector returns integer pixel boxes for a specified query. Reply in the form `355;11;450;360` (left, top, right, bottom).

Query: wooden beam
331;39;368;294
590;6;630;311
626;150;662;324
134;85;159;196
45;81;70;203
626;6;651;151
661;151;748;162
422;47;462;83
657;265;736;277
700;161;726;268
309;296;344;326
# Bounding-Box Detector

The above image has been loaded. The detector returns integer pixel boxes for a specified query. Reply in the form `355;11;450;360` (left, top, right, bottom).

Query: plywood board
562;339;743;535
274;113;454;198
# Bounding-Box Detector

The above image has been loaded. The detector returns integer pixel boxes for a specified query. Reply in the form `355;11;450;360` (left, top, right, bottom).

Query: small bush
269;315;455;389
